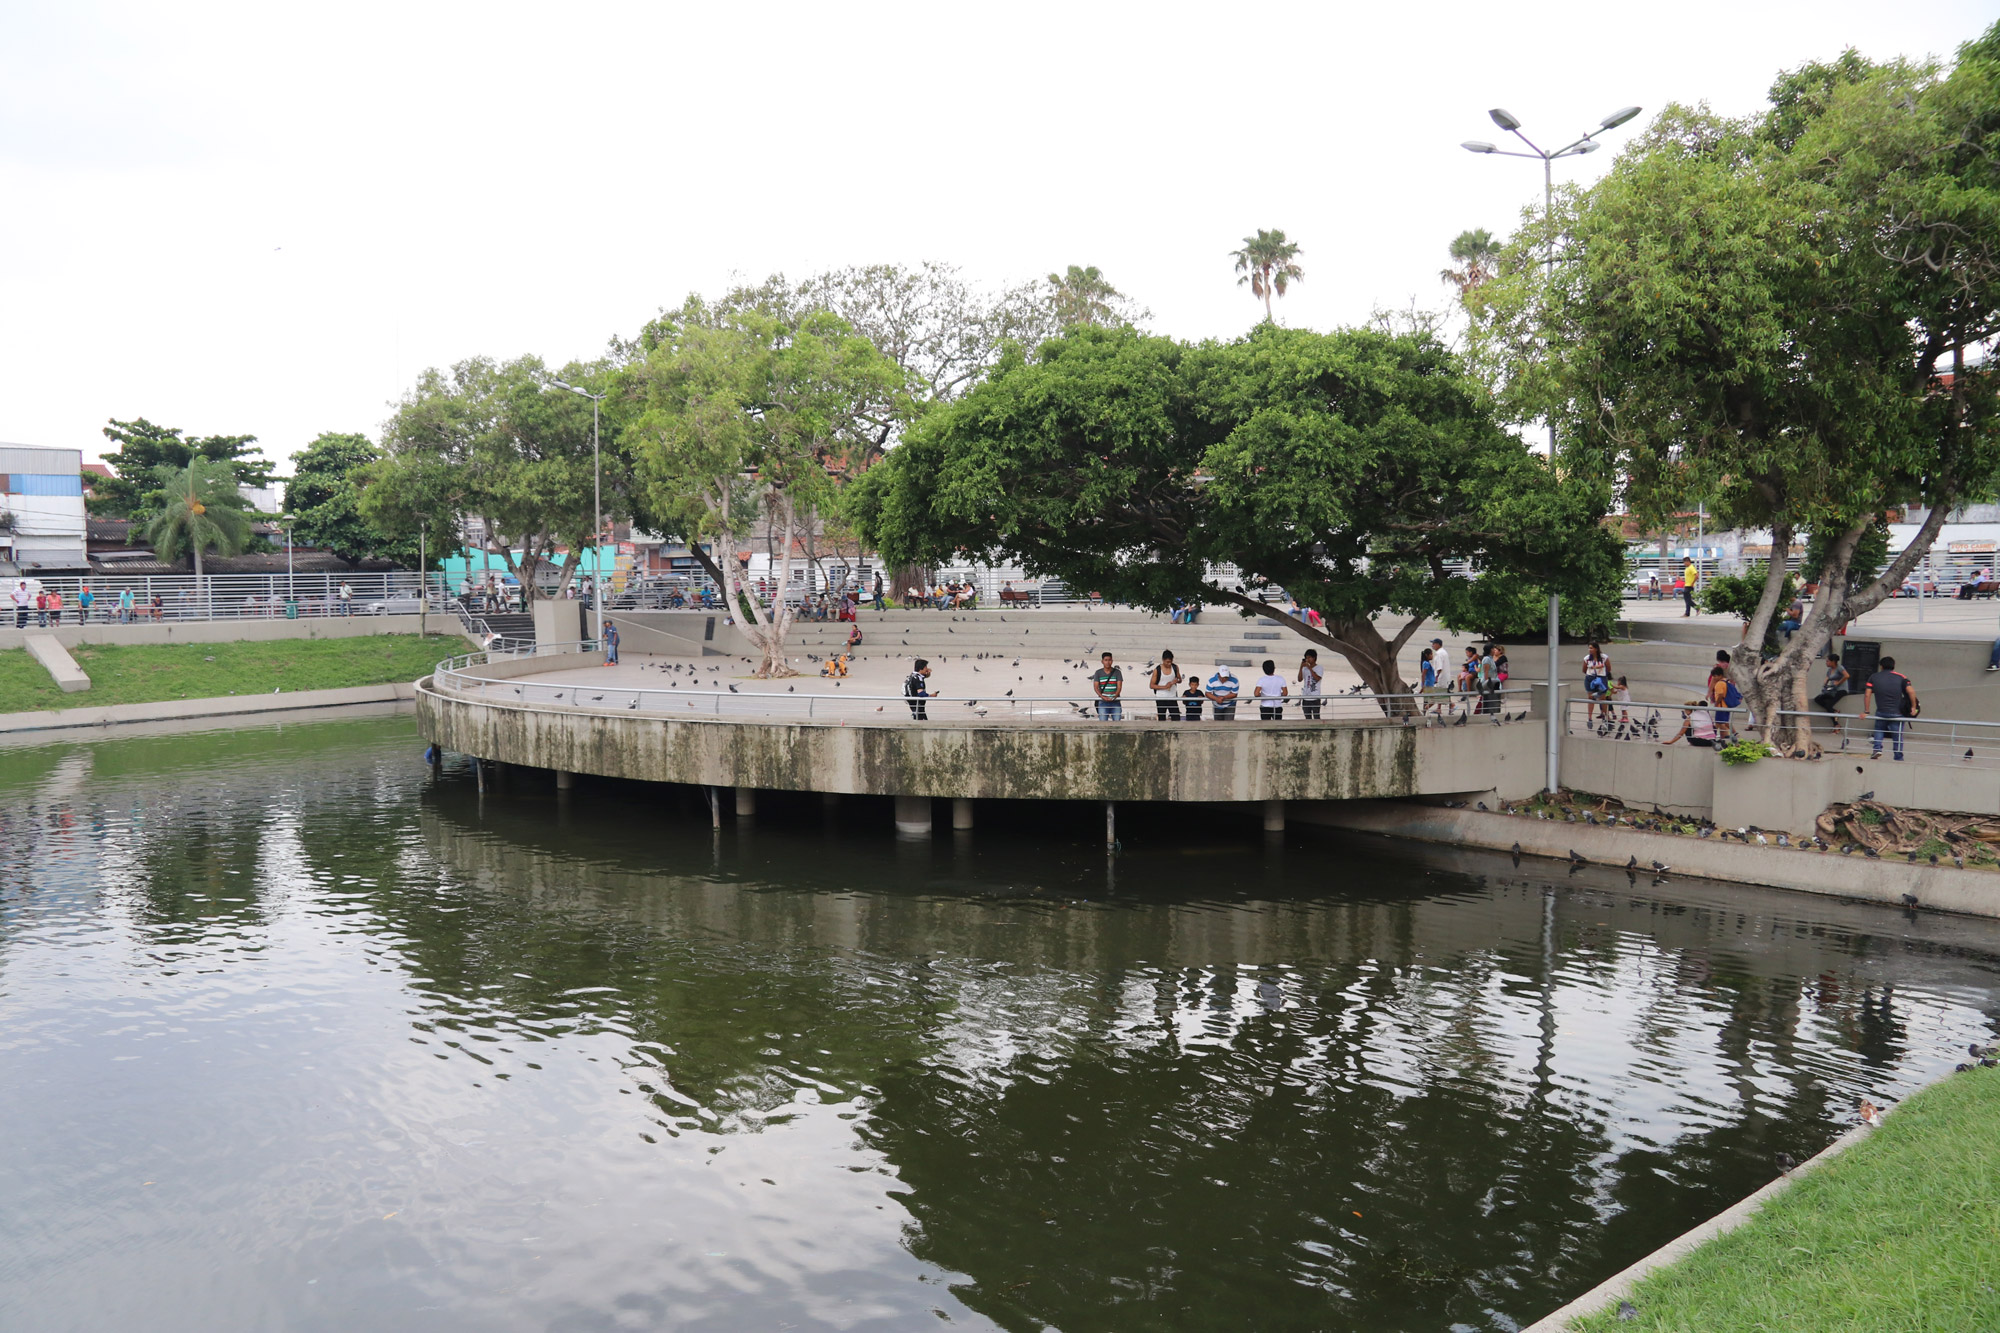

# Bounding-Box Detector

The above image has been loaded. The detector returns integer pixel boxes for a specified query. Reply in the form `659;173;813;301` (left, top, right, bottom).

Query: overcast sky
3;0;1994;474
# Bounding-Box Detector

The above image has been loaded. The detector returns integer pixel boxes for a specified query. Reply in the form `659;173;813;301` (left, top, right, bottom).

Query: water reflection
1;718;1997;1332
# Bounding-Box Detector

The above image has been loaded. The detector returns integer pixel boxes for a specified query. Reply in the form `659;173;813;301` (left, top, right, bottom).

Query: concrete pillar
952;798;974;831
474;757;487;793
555;769;576;791
735;787;757;818
1105;801;1116;849
1263;799;1286;833
894;795;932;837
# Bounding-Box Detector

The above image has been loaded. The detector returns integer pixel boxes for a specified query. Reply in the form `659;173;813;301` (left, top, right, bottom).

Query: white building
0;444;88;574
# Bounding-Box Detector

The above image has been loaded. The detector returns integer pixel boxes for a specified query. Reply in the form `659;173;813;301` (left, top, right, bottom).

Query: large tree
144;457;253;579
369;356;606;603
1230;229;1304;323
855;324;1618;703
1475;26;2000;754
95;417;273;518
286;432;423;566
618;298;903;676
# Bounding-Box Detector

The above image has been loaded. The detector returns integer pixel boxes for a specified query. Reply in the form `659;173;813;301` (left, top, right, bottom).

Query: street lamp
1463;103;1640;796
551;378;607;648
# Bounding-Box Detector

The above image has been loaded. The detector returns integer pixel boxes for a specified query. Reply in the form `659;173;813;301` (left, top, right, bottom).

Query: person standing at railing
1864;656;1917;762
1150;651;1183;721
1206;664;1239;722
77;584;93;623
338;581;353;617
1091;652;1125;721
1417;648;1441;715
1253;659;1288;721
1582;642;1613;729
11;579;30;628
1608;677;1635;738
905;659;933;720
602;620;620;666
1296;649;1323;720
118;588;134;623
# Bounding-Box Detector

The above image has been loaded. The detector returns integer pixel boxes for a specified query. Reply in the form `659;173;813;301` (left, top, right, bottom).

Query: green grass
0;635;466;712
1572;1067;2000;1332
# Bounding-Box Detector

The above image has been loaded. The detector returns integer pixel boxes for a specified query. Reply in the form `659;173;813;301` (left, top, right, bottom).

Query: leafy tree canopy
95;417;274;518
286;432;424;566
1473;22;2000;750
367;356;609;601
856;324;1618;697
616;296;905;675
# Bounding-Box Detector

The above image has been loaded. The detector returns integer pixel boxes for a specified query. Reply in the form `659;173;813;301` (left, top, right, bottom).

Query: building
0;444;88;575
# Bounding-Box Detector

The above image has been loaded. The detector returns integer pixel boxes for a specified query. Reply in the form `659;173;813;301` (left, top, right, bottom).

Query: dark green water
3;713;1998;1332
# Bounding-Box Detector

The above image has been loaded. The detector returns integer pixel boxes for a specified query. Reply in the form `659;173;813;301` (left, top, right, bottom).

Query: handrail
1564;695;2000;765
426;651;1533;725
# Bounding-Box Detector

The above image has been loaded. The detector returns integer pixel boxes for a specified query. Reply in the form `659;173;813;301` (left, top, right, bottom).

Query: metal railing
1563;695;2000;767
429;649;1533;725
1;571;452;624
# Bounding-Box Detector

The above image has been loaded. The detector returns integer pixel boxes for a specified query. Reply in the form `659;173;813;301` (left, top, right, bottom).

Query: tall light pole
551;379;606;647
1463;103;1640;795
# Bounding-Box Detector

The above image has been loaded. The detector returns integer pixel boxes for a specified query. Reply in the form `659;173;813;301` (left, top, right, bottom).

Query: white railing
429;651;1533;726
1563;696;2000;767
2;570;453;624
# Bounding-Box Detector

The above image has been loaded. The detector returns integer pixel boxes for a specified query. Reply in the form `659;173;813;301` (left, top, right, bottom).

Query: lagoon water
3;713;1998;1332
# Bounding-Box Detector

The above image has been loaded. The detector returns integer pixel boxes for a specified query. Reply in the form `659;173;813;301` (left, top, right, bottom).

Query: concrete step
25;634;91;693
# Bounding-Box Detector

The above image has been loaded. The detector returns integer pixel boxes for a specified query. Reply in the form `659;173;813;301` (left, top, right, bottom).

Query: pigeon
1775;1152;1797;1174
627;699;638;709
1955;855;1965;869
1858;1099;1884;1127
1859;790;1875;801
1699;827;1712;839
1585;811;1597;826
1567;849;1588;866
1929;853;1939;866
728;684;739;693
788;686;795;692
1652;860;1671;873
1454;712;1468;727
1840;843;1855;854
1776;833;1789;847
1626;855;1640;870
1510;842;1523;857
1864;847;1881;859
1616;1301;1639;1322
1902;893;1919;907
1966;749;1975;761
1005;690;1013;697
1906;851;1919;864
1477;801;1488;811
590;694;603;702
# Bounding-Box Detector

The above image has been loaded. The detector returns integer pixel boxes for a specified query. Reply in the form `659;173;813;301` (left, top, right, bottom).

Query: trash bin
285;598;299;620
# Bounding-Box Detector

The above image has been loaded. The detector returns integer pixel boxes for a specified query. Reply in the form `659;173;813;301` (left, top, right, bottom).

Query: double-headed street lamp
551;378;606;646
1462;104;1640;796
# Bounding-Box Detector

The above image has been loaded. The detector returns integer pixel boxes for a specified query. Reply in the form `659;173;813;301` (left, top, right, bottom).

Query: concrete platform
24;635;90;692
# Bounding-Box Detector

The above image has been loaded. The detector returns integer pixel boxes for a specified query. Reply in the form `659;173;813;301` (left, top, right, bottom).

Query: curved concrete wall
417;679;1544;803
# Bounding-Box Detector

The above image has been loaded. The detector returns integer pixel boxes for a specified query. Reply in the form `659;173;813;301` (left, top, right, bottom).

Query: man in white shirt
1149;650;1184;721
1253;659;1288;721
11;580;30;629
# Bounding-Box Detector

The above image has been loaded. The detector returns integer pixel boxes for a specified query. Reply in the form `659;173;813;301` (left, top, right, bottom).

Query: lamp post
1462;104;1640;795
551;379;606;647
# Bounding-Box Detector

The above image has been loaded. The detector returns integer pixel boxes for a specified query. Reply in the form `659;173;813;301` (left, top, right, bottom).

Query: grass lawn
0;635;466;712
1572;1066;2000;1332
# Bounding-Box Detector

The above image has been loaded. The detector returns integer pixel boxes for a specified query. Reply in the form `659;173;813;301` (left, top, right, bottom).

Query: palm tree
145;457;252;581
1230;229;1303;323
1439;228;1499;301
1045;265;1126;328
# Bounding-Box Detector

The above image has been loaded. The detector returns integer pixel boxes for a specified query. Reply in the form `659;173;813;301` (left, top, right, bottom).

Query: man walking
1206;663;1239;721
1682;558;1699;617
904;658;932;720
1863;655;1917;762
1091;652;1124;720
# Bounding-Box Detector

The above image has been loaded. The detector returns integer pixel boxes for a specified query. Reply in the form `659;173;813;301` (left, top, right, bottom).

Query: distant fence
2;571;449;623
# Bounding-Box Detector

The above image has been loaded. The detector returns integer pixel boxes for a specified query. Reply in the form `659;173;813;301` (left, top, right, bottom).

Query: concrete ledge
1296;801;2000;919
1522;1124;1873;1331
0;680;419;734
0;615;470;651
24;635;90;692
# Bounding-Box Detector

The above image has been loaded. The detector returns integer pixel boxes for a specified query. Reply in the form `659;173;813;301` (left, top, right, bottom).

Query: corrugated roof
0;444;85;475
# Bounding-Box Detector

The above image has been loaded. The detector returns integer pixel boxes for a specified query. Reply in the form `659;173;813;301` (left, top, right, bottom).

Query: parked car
364;593;425;615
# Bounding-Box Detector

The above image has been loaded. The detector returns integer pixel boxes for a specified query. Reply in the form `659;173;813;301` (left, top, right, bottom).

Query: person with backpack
904;659;932;720
1864;656;1918;762
1149;650;1183;720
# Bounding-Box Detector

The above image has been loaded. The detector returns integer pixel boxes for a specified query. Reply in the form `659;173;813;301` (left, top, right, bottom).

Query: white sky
3;0;1994;475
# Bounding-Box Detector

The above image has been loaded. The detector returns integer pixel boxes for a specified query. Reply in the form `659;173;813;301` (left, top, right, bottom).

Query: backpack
1724;680;1742;708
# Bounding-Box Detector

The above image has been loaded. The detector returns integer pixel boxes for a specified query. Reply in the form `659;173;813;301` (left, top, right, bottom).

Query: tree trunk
1209;585;1420;715
728;490;801;678
1736;504;1952;757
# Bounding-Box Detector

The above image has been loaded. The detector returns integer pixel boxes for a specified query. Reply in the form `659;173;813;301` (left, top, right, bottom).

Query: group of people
457;575;519;614
1088;650;1327;721
11;580;152;626
905;581;978;610
1416;638;1512;716
1634;644;1921;761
